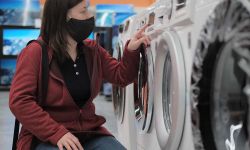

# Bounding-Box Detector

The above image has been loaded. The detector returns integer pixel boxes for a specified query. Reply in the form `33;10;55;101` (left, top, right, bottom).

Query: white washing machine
189;0;250;149
130;4;162;150
173;0;220;149
112;16;138;150
152;0;195;150
175;0;223;150
113;4;164;148
133;0;195;149
153;28;187;150
152;0;232;150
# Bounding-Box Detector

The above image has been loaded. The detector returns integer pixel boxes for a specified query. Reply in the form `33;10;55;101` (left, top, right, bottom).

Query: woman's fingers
145;36;151;46
67;139;79;150
128;25;151;50
137;33;151;43
70;135;84;150
136;33;146;39
136;24;149;39
57;133;84;150
63;141;73;150
58;142;64;150
139;36;150;46
62;140;82;150
137;24;149;35
132;36;149;48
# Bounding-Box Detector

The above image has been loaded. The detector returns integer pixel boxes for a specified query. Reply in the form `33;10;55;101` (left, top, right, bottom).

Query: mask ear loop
66;16;71;22
86;0;90;8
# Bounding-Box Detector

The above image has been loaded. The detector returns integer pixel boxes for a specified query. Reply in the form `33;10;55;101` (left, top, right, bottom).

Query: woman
9;0;150;150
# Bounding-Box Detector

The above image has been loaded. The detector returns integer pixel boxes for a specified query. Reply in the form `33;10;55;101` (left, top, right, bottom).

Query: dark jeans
35;136;126;150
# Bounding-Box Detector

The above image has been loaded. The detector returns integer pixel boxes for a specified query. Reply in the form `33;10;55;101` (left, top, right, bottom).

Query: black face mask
67;16;95;43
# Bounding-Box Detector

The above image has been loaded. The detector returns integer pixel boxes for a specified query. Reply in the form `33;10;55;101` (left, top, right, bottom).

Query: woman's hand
127;24;151;51
57;132;84;150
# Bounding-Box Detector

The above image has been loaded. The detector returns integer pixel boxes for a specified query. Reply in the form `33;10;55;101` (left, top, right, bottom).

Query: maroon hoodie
9;39;140;150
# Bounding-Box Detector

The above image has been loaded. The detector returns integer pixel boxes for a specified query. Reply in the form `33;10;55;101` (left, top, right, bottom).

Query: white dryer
153;28;187;150
152;0;195;150
189;0;250;149
132;0;196;149
175;0;223;149
113;3;166;148
130;4;162;150
152;0;234;150
112;16;138;150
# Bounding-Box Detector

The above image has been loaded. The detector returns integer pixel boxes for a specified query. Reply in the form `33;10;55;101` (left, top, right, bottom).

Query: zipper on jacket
79;109;83;131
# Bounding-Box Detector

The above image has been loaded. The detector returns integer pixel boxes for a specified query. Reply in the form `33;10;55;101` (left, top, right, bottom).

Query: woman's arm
100;25;150;87
100;41;140;87
9;43;68;145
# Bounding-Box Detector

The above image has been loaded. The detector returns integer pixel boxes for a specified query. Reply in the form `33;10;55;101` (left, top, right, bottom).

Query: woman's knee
35;142;65;150
84;136;126;150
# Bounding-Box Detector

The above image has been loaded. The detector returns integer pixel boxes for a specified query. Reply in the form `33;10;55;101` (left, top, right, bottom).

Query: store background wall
0;0;41;26
39;0;155;13
40;0;155;7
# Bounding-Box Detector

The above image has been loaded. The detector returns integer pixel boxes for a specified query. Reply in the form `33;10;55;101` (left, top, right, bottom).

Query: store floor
0;92;117;149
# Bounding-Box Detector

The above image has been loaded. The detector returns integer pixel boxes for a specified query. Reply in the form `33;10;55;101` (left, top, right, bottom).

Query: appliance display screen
0;0;41;26
0;59;16;87
3;28;40;56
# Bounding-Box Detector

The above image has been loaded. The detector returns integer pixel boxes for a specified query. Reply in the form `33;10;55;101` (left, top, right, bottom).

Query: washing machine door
112;40;126;123
247;77;250;142
191;0;250;149
154;30;186;150
133;44;154;134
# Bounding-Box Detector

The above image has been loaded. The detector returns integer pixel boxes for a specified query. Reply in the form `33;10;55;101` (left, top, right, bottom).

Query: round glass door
191;1;250;149
154;31;186;150
211;40;248;150
162;51;172;133
112;42;126;123
134;45;154;133
246;78;250;139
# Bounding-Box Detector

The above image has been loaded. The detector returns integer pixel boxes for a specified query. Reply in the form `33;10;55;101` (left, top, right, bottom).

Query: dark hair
41;0;82;63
